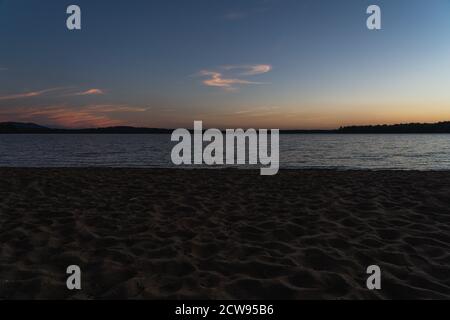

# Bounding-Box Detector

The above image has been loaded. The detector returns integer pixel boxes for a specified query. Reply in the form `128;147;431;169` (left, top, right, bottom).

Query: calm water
1;134;450;170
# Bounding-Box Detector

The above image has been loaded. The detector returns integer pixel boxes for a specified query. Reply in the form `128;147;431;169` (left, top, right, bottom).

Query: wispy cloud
0;67;7;71
81;104;148;113
224;64;272;76
0;104;147;128
199;71;258;91
28;107;122;128
199;64;272;91
0;87;106;101
0;87;64;101
72;88;105;96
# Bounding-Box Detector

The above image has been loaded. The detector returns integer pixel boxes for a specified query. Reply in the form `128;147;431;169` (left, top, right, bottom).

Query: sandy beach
0;168;449;299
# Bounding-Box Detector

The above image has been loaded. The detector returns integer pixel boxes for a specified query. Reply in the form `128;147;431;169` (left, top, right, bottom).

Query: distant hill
0;122;172;134
1;121;450;134
0;122;50;132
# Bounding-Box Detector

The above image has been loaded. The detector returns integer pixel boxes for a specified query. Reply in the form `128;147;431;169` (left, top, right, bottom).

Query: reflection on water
1;134;450;170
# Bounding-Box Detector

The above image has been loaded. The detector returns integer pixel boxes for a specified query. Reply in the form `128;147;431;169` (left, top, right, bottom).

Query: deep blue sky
1;0;450;128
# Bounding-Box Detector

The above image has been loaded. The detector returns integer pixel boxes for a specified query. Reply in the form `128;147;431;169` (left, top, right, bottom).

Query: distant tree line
2;121;450;134
337;122;450;133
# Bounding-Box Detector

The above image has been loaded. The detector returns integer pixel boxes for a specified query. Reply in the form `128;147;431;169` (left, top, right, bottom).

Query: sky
1;0;450;129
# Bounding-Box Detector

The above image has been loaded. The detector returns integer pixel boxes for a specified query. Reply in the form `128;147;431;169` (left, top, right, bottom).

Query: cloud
199;64;272;91
0;87;106;101
0;104;147;128
239;64;272;75
28;107;122;128
0;87;64;101
84;105;147;113
0;67;7;71
223;64;272;76
199;71;258;91
72;88;105;96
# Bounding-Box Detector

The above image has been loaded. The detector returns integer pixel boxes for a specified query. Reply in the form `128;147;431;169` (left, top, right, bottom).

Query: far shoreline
3;131;450;135
1;167;450;172
3;121;450;134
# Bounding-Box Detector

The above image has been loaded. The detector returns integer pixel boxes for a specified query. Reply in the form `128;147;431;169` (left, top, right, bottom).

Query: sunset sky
1;0;450;129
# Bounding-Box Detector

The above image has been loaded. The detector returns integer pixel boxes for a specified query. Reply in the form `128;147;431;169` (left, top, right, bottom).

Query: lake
1;134;450;170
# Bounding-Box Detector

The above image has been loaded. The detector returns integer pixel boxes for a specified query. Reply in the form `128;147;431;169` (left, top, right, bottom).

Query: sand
0;168;449;299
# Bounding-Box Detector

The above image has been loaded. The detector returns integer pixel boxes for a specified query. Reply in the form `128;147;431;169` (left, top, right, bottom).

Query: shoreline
2;167;450;172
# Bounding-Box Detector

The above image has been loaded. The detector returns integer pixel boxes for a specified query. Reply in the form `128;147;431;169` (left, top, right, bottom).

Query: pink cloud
30;108;122;128
0;87;105;101
0;88;64;101
199;64;272;91
0;104;146;128
199;71;257;91
73;88;105;96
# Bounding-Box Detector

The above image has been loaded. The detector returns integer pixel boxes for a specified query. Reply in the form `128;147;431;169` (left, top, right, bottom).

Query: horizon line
2;120;450;132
